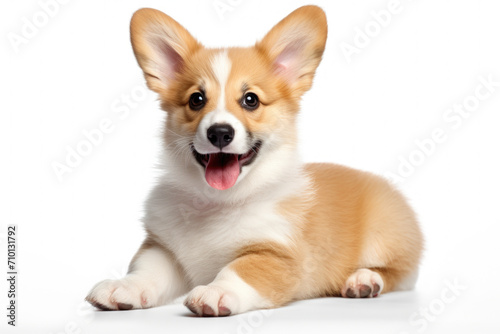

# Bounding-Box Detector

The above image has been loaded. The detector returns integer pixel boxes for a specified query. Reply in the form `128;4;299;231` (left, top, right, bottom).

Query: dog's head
130;6;327;195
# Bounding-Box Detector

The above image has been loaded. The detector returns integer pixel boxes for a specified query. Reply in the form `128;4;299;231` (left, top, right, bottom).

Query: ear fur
256;5;328;94
130;8;201;93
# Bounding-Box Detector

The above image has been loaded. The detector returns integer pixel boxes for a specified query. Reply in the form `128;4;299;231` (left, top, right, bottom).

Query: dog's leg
184;243;299;316
86;238;188;310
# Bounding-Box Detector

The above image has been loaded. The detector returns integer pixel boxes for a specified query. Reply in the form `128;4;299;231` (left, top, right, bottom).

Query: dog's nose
207;124;234;149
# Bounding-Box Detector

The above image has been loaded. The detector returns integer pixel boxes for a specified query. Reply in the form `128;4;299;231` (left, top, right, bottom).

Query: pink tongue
205;153;240;190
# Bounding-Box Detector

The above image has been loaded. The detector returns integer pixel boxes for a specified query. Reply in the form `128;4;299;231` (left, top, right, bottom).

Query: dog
86;5;423;316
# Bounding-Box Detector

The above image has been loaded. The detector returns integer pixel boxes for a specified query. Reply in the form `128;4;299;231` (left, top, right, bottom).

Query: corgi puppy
86;5;423;316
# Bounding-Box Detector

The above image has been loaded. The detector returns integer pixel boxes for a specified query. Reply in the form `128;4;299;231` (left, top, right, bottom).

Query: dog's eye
189;92;206;111
241;92;259;111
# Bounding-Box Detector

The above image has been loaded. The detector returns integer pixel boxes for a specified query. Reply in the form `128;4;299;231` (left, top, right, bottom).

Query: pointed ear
130;8;201;93
256;6;327;94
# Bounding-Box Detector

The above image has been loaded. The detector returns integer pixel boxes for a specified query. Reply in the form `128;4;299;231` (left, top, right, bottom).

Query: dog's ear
256;6;327;95
130;8;201;93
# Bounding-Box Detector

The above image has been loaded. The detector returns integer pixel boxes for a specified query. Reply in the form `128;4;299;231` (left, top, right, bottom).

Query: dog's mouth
191;141;262;190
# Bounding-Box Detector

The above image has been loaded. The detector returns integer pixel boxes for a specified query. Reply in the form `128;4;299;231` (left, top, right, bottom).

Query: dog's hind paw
341;268;384;298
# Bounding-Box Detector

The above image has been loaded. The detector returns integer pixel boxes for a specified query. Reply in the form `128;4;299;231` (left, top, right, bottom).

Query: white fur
212;49;230;101
184;268;272;316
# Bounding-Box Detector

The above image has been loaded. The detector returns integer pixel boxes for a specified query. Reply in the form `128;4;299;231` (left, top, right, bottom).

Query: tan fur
232;163;423;305
230;243;303;306
225;47;298;134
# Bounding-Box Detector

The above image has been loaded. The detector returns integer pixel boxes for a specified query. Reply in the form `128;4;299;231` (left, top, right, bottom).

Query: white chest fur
143;182;295;287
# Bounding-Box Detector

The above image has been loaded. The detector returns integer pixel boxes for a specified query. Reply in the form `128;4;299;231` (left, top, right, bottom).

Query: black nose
207;124;234;149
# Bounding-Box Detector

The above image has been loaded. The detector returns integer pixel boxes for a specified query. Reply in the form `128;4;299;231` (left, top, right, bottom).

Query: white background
1;0;499;333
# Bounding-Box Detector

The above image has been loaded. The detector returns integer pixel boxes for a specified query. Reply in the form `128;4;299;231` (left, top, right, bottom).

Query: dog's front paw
341;268;384;298
85;276;160;310
184;285;237;317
